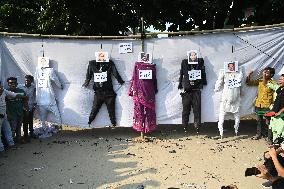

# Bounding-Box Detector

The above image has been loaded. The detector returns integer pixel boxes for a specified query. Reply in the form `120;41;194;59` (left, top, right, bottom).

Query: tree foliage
0;0;284;35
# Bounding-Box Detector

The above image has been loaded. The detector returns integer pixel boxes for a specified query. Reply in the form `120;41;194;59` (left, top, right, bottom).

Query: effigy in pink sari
129;62;158;133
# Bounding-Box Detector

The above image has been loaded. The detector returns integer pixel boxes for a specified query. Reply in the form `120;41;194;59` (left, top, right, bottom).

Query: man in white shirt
19;75;36;140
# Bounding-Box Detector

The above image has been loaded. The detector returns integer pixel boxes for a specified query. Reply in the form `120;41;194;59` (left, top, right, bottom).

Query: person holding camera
257;147;284;188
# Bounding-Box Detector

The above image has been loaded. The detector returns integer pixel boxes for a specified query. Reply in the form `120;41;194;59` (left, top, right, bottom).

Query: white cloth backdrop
0;27;284;128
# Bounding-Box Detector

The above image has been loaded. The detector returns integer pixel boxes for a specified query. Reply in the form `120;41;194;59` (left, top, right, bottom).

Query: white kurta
214;69;243;137
35;67;62;106
35;67;62;125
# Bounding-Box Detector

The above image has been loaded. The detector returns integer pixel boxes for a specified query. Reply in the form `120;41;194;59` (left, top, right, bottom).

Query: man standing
20;75;36;139
246;67;276;142
6;77;27;143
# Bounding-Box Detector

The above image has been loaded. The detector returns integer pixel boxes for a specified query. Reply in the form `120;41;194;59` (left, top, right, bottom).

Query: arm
275;107;284;116
32;87;37;111
50;68;63;89
153;65;158;94
178;60;184;89
200;58;207;85
246;71;259;86
214;70;224;92
269;148;284;177
4;89;26;99
111;60;124;85
82;61;93;87
257;164;280;182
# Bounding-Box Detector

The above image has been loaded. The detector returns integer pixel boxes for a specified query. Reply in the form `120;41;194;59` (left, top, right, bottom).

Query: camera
221;186;230;189
221;185;237;189
273;136;284;148
245;137;284;177
245;167;261;176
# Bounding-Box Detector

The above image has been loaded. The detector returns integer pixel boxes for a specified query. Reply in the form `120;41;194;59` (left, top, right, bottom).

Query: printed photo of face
96;52;109;62
228;63;235;72
38;57;49;68
187;50;199;64
98;52;106;61
189;51;197;61
141;53;149;62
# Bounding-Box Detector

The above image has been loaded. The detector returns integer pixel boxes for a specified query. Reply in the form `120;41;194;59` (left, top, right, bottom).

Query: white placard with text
188;70;201;80
119;43;133;54
139;70;152;79
94;72;107;82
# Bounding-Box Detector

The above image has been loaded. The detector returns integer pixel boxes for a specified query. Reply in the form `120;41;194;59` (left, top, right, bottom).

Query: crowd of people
0;65;283;188
0;75;36;154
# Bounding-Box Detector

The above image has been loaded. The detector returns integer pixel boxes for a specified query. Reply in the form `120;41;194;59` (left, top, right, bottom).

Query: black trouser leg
23;111;29;139
256;114;262;137
88;93;104;124
105;94;117;126
29;110;34;136
181;93;191;128
268;129;273;144
192;90;201;129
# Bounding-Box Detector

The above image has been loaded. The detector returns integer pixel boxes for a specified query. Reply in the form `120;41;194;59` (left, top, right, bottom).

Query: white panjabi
35;67;62;126
214;69;243;138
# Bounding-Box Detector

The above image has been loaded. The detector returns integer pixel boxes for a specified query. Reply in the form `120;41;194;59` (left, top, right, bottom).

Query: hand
276;146;284;154
275;111;281;116
178;83;183;90
268;147;277;158
256;164;271;180
82;83;88;88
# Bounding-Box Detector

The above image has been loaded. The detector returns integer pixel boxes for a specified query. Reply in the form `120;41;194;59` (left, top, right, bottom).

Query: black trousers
255;107;273;142
23;110;34;138
255;107;269;136
181;90;201;128
89;90;117;125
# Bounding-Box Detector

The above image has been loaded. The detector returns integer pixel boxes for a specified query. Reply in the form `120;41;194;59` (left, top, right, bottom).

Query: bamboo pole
1;23;284;40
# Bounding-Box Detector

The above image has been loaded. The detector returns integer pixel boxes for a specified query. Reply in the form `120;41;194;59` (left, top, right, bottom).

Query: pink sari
129;62;157;133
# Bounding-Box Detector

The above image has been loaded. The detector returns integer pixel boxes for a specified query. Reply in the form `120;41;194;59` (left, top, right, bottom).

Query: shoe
196;127;199;134
194;123;200;134
251;135;261;140
262;180;272;188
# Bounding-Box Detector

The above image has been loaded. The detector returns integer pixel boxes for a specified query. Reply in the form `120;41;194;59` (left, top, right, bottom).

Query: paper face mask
38;57;50;68
95;52;109;62
187;50;199;64
139;70;152;79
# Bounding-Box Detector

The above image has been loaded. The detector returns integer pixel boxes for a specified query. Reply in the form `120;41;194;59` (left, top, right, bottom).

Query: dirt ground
0;121;270;189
